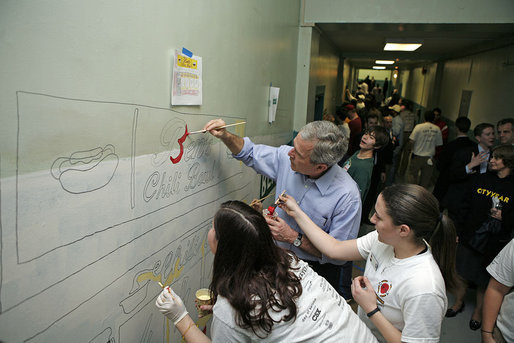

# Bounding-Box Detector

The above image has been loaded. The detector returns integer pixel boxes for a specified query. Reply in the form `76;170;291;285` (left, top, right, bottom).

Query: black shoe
469;319;481;331
445;303;465;317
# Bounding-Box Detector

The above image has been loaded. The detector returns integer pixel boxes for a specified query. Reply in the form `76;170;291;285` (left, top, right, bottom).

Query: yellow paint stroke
136;271;161;284
234;120;246;137
161;241;213;343
164;257;184;286
166;317;171;343
200;237;206;287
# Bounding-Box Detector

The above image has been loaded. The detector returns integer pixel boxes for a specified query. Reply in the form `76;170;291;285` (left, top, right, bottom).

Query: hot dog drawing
51;144;119;194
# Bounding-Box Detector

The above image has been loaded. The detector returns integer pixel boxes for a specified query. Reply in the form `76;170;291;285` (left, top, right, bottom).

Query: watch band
366;307;380;318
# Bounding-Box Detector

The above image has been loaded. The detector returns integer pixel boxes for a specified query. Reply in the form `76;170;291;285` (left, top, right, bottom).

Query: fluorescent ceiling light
375;60;395;65
372;66;386;70
384;43;422;51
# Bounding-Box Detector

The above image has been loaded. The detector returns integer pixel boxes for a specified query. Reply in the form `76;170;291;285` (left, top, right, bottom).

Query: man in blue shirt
203;119;362;298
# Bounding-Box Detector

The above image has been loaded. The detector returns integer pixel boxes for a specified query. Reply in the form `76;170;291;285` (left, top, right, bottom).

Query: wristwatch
293;232;303;247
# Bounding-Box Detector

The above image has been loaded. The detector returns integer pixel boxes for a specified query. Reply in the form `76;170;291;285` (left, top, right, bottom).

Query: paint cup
263;206;278;220
195;288;213;317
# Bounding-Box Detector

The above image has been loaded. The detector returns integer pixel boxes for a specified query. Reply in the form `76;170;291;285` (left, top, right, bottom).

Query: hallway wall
303;0;514;24
342;58;352;99
399;70;410;98
403;63;439;110
438;44;514;126
306;28;341;122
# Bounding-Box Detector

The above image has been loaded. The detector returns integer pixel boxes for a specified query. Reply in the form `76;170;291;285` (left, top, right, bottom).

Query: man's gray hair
299;120;348;167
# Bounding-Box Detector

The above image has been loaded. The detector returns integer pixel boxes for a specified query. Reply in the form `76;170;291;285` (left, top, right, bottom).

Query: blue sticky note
182;48;193;58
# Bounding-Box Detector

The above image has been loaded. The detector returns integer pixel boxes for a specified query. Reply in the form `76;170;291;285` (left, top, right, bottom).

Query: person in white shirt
360;80;369;94
279;184;461;343
398;100;416;175
483;238;514;343
406;110;443;188
155;201;378;343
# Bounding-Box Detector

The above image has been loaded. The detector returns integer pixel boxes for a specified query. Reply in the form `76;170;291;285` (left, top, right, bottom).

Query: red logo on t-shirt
377;280;392;297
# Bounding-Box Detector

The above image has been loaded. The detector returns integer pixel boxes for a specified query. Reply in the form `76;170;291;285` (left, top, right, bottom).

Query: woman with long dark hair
155;200;377;342
279;184;460;343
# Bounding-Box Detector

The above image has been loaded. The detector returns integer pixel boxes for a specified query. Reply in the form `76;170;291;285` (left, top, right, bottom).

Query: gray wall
0;1;300;342
306;28;341;123
303;0;514;24
438;45;514;126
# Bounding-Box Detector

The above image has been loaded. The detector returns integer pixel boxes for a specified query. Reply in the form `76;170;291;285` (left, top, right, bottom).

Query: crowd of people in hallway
153;79;514;342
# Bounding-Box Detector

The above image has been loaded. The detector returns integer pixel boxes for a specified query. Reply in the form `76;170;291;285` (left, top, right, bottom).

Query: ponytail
429;214;462;291
381;184;462;291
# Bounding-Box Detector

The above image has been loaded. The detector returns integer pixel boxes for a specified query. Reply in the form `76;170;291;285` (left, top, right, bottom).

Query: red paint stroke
170;125;188;164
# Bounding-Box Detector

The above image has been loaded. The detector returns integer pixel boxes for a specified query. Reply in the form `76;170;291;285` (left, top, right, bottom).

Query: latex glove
155;287;188;325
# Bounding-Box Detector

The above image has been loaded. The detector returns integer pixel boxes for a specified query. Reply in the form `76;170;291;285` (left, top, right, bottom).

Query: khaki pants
408;155;434;189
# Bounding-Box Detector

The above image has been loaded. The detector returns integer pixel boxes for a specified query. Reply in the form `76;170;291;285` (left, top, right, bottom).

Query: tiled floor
441;290;482;342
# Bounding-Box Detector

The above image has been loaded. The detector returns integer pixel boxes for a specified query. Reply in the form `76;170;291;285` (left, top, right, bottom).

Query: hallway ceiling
316;23;514;70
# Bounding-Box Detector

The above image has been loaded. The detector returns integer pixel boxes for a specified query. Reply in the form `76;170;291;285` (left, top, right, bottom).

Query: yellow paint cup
195;288;213;317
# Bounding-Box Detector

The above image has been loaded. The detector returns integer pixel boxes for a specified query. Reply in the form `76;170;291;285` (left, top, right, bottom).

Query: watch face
293;233;302;247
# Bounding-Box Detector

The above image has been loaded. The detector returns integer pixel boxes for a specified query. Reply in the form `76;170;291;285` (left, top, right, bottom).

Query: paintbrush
275;190;286;205
158;282;175;299
188;121;246;135
250;193;274;205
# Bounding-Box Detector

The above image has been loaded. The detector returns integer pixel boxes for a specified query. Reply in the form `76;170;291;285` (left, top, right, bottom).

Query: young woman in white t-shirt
154;200;378;343
279;184;461;343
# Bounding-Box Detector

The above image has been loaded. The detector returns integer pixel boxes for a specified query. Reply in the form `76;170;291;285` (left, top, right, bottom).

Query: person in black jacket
433;117;475;207
442;123;495;222
447;145;514;331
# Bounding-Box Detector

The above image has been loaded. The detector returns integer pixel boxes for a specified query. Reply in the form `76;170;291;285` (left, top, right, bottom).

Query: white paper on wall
268;86;280;123
171;50;203;106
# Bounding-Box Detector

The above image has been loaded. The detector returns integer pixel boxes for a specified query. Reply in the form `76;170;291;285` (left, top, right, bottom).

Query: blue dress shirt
234;137;362;265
